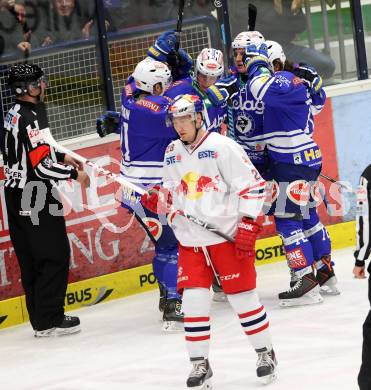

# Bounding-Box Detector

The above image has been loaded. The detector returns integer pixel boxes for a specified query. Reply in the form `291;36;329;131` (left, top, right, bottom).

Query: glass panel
0;1;105;141
361;0;371;73
228;0;358;84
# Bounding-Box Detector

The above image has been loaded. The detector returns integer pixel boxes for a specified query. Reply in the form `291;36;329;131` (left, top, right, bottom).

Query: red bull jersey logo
176;171;221;200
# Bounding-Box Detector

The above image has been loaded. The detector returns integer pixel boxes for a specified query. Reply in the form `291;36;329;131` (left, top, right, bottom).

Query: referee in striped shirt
1;63;90;337
354;164;371;390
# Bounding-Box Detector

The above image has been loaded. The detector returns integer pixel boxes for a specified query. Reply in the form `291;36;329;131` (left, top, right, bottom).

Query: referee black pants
359;277;371;390
5;186;70;331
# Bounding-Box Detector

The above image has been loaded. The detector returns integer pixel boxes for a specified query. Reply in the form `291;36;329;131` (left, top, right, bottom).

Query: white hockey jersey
162;131;266;247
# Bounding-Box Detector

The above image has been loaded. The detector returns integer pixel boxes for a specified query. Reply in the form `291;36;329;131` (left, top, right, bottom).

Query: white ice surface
0;247;368;390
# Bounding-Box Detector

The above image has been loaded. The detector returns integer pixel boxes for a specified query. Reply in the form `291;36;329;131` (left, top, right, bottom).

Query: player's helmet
168;94;204;121
132;57;172;94
232;31;265;49
7;63;44;95
195;48;224;78
266;40;286;69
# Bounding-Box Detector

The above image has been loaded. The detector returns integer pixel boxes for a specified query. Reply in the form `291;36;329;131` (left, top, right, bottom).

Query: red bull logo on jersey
176;171;221;200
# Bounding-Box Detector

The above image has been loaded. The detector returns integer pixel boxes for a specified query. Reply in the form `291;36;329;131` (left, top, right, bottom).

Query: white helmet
266;40;286;69
196;48;224;78
168;94;204;120
232;31;265;49
132;57;172;94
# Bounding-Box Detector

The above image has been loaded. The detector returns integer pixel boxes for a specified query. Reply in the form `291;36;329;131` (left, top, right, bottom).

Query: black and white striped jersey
354;164;371;270
2;100;77;189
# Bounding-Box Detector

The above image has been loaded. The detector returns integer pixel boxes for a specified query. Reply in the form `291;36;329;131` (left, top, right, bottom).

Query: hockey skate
256;347;278;385
34;315;81;337
212;281;227;302
316;256;340;295
162;298;184;332
187;358;213;389
279;271;324;307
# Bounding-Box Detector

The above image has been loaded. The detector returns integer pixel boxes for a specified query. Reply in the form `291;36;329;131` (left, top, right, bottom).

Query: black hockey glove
96;111;120;138
206;76;239;106
293;63;323;95
167;48;193;80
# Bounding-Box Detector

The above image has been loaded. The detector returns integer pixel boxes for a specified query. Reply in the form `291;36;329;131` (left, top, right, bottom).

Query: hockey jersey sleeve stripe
268;141;317;151
28;144;50;168
355;175;371;261
240;194;266;200
238;181;266;195
268;143;317;154
250;75;275;101
35;159;74;180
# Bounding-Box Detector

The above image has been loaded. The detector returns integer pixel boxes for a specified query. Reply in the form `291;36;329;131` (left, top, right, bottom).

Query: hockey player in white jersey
141;95;277;388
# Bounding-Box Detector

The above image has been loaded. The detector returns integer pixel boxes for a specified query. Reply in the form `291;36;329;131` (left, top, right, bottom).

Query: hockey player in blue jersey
164;48;227;134
206;31;269;178
242;41;336;306
96;31;192;331
266;40;339;297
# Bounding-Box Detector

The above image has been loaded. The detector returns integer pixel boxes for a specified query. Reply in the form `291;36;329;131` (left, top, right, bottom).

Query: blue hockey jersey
118;79;178;188
164;78;227;133
306;88;326;137
249;70;322;168
227;68;267;167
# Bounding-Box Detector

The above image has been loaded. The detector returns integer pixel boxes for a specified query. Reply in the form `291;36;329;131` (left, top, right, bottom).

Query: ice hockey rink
0;246;367;390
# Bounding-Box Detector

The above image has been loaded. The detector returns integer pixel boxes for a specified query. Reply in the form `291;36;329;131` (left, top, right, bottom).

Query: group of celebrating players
95;28;340;389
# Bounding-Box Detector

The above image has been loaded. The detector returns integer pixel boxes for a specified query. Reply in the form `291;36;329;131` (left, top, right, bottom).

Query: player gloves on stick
147;30;193;80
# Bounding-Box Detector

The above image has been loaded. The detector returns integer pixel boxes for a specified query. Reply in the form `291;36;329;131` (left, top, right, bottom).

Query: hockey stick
248;3;257;31
319;173;352;192
175;0;185;52
43;127;234;242
213;1;235;140
213;0;233;67
317;183;335;216
42;128;144;196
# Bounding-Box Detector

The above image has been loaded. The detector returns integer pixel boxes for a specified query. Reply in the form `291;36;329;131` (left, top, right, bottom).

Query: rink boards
1;79;371;331
0;220;356;330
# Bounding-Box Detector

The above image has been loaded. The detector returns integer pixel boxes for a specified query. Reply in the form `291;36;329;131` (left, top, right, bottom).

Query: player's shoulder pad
215;132;246;154
164;78;193;97
165;140;178;155
208;131;234;150
277;70;304;88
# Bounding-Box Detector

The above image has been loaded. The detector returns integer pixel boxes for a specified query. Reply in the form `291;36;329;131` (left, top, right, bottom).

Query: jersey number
123;122;130;161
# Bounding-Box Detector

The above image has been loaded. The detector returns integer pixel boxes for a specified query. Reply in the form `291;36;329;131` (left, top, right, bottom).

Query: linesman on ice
1;63;90;337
